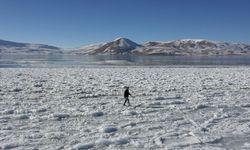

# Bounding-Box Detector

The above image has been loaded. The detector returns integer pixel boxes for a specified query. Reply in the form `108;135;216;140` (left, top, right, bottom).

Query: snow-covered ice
1;66;250;149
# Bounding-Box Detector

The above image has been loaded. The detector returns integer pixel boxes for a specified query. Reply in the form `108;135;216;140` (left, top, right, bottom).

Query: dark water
1;54;250;67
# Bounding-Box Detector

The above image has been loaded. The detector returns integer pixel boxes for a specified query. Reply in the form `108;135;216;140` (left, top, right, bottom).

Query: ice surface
1;67;250;149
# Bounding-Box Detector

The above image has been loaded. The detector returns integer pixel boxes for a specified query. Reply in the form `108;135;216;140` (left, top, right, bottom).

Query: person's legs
123;97;128;106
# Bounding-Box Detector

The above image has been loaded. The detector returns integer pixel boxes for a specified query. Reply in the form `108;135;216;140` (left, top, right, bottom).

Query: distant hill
1;38;250;56
0;39;62;55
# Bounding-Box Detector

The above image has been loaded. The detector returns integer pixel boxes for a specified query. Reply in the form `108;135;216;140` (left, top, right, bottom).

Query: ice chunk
241;104;250;107
92;111;104;117
2;143;19;149
72;143;94;150
12;88;22;92
170;101;185;104
123;110;137;116
36;108;47;113
121;122;137;128
1;125;13;130
195;104;209;110
155;97;166;100
45;132;66;140
16;114;29;120
51;113;70;121
100;126;118;133
2;109;14;114
114;137;129;145
243;142;250;148
95;138;112;146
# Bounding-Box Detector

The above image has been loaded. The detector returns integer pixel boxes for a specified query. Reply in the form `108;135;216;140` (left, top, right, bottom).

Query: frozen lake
1;67;250;149
1;55;250;67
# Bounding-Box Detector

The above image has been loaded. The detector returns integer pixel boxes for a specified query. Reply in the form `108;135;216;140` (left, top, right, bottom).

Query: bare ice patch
92;111;104;117
100;126;118;133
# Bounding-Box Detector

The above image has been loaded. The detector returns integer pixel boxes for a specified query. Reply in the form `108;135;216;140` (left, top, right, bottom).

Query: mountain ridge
1;38;250;56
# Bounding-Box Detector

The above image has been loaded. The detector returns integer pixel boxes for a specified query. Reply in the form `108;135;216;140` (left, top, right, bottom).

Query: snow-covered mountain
1;38;250;56
67;38;250;56
0;39;62;55
134;39;250;56
66;37;141;55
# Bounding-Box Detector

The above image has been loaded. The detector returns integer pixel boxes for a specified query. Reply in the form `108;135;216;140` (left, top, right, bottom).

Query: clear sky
0;0;250;48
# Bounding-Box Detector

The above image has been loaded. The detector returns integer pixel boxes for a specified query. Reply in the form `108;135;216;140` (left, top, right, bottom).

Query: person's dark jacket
124;89;131;98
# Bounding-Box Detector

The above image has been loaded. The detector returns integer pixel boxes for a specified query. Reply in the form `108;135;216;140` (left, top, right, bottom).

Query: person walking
123;87;132;106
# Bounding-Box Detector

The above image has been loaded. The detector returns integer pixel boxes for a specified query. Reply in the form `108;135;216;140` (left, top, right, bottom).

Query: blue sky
0;0;250;48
